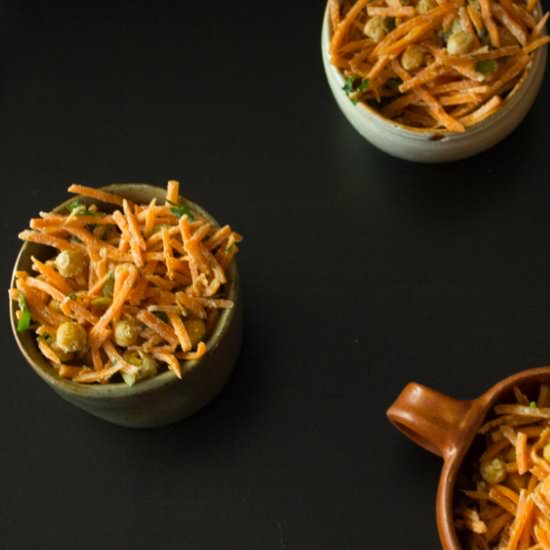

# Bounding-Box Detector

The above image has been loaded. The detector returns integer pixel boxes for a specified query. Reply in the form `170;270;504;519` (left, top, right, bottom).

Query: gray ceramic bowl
9;184;242;428
322;3;547;162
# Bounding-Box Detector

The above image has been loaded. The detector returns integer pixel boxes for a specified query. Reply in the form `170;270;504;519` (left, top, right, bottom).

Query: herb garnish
16;292;32;332
476;59;497;75
66;199;104;217
167;199;195;221
102;273;115;298
342;76;369;105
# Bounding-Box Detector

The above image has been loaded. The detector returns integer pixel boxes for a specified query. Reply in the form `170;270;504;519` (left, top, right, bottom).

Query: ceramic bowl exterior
10;184;242;428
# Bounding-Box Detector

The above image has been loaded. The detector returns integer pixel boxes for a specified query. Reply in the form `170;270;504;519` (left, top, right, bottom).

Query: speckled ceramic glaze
321;5;547;163
10;184;242;428
387;367;550;549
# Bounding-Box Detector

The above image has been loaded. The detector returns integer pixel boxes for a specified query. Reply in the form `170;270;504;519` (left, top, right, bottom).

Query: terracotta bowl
9;184;242;428
321;3;548;162
387;366;550;549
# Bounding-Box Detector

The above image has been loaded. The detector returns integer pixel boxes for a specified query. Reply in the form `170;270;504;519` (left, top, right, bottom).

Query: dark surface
1;1;550;549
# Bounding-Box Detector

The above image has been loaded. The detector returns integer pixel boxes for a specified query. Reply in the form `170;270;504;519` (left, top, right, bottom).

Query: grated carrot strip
123;199;146;251
479;0;501;47
143;197;157;237
153;352;182;378
30;256;74;295
89;266;138;346
167;312;192;352
178;341;207;361
18;230;74;251
67;184;126;207
136;309;179;347
166;180;180;204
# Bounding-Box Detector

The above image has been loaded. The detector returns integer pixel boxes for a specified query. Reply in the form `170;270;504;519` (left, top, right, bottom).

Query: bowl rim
321;2;548;138
9;183;240;400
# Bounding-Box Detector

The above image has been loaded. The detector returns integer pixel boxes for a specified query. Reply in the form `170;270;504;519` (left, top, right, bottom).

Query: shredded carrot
178;341;207;361
30;256;74;295
456;385;550;548
37;338;62;364
67;184;126;207
143;198;157;237
89;266;138;346
166;180;180;204
18;230;74;251
167;311;192;352
58;365;82;379
10;180;241;386
328;0;549;132
123;199;146;252
136;309;179;347
367;6;415;17
523;35;550;54
153;352;182;379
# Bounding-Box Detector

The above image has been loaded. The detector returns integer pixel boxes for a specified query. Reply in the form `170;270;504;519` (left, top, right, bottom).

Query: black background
1;1;550;549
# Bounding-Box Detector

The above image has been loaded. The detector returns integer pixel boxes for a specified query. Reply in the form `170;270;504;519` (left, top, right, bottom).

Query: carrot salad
455;384;550;549
10;181;242;386
329;0;550;131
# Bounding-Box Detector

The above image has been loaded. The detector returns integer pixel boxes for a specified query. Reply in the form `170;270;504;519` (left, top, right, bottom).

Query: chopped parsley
66;199;85;213
167;199;195;221
16;292;32;332
357;79;370;92
66;199;104;217
102;273;115;298
476;59;497;75
342;76;369;105
91;296;112;308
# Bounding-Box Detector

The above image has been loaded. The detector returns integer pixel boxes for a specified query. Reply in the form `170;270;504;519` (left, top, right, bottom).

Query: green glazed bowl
9;184;242;428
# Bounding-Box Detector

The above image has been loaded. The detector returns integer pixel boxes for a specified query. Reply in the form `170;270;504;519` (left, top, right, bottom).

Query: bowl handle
387;382;474;459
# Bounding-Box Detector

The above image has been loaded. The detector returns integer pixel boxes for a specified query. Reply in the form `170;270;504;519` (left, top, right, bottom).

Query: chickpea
55;248;87;278
184;319;206;347
416;0;436;14
480;458;507;484
401;45;425;71
450;18;463;34
122;351;157;386
543;443;550;463
114;319;140;347
56;321;88;353
447;31;475;55
364;16;387;43
51;342;73;363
